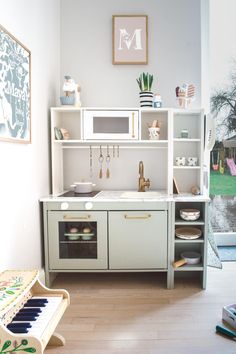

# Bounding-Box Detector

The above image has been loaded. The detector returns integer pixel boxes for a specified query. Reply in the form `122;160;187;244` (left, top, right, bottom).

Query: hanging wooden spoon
98;145;104;178
106;145;110;178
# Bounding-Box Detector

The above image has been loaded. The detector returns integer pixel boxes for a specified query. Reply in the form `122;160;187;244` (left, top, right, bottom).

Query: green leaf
11;284;22;288
1;340;11;351
6;291;14;295
22;348;36;353
137;72;154;91
21;339;28;346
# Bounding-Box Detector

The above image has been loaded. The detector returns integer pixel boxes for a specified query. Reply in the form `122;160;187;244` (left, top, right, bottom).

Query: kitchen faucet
138;161;150;192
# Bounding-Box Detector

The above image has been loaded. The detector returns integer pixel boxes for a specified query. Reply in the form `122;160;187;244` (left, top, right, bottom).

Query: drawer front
109;211;167;269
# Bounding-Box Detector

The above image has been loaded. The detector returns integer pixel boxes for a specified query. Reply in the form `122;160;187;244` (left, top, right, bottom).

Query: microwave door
83;110;139;140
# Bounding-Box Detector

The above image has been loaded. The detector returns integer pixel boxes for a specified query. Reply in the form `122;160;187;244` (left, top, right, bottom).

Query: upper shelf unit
51;107;170;145
50;107;205;195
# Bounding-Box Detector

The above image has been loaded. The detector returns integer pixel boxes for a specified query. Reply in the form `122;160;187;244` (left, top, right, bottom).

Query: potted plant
136;72;154;107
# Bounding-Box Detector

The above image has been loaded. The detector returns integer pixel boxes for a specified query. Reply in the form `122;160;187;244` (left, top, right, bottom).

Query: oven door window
59;221;97;259
93;116;129;134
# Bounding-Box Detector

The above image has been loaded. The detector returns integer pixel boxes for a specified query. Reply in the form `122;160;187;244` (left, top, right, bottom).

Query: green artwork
0;277;23;302
0;339;36;353
0;25;31;143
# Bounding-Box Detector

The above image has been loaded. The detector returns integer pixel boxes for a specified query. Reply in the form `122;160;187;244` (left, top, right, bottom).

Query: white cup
148;127;160;140
187;157;198;166
175;157;186;166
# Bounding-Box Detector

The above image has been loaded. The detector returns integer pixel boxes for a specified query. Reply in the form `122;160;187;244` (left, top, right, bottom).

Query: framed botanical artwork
112;15;148;65
0;24;31;143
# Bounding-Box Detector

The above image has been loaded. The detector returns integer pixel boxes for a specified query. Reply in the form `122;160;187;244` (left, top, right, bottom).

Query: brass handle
63;215;91;220
124;214;151;220
132;112;135;138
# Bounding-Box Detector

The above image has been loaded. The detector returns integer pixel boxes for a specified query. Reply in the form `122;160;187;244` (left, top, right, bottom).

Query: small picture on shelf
54;127;63;140
173;177;180;194
180;129;189;139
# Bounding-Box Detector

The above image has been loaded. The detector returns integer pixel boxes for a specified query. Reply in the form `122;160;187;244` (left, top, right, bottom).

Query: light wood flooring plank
45;264;236;354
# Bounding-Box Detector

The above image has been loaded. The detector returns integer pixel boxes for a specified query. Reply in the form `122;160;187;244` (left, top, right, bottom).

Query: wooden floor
46;264;236;354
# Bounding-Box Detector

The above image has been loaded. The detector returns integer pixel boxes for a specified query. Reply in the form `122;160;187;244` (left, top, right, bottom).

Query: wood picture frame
112;15;148;65
173;177;180;194
0;24;31;143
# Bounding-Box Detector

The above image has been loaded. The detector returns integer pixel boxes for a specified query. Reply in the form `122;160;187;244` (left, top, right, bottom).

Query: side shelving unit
170;200;208;289
172;109;204;194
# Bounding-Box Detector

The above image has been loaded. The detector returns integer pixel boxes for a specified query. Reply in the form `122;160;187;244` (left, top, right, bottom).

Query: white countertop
40;190;210;203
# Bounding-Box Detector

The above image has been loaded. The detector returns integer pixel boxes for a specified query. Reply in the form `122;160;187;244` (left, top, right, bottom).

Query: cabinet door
109;211;167;269
48;211;107;270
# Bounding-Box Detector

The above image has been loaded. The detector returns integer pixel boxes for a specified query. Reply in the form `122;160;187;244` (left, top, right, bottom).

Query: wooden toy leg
47;332;65;347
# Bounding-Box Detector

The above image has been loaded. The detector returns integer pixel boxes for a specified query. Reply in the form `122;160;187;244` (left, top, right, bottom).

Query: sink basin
120;191;163;199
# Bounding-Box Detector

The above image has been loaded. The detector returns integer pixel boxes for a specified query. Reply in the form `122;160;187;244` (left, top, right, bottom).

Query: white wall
0;0;60;270
60;0;202;108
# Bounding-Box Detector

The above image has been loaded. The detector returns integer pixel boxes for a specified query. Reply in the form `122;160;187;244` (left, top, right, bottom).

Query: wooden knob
172;259;187;268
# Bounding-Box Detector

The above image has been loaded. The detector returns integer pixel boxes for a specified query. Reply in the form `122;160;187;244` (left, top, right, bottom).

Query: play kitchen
41;107;210;289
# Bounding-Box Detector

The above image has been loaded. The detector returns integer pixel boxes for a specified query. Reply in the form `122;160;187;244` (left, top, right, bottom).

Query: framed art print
0;24;31;143
112;15;148;65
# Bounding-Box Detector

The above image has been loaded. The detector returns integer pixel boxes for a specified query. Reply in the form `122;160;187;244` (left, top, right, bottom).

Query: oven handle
63;215;91;220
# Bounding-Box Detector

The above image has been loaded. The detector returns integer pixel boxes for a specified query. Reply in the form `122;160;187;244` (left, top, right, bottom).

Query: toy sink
120;191;163;199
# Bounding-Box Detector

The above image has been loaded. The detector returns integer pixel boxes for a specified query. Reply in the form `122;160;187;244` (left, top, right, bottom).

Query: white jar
175;157;186;166
148;127;160;140
153;94;162;108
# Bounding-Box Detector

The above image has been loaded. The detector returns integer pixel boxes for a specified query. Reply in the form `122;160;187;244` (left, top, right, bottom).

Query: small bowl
64;233;80;241
180;209;200;221
81;233;94;241
60;96;75;105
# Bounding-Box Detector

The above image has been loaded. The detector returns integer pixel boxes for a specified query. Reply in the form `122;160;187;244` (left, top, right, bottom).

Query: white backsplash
63;147;168;191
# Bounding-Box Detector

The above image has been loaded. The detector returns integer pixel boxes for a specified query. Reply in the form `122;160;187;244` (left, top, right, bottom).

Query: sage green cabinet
108;210;168;269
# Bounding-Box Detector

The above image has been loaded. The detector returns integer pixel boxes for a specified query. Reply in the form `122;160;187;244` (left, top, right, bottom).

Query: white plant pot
148;127;160;140
139;91;153;107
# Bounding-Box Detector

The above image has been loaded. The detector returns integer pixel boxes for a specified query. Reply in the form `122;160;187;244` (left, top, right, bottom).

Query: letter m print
118;29;142;50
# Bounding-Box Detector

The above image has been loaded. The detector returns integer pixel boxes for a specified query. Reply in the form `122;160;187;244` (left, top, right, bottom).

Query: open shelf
172;200;207;288
175;219;205;225
173;166;200;170
174;238;204;243
55;139;168;148
174;263;203;271
174;138;201;142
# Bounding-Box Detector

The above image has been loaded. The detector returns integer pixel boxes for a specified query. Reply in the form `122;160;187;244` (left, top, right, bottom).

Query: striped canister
139;91;153;107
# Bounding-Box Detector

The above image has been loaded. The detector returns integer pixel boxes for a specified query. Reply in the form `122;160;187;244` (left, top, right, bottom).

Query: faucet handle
146;178;151;188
